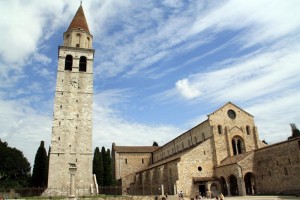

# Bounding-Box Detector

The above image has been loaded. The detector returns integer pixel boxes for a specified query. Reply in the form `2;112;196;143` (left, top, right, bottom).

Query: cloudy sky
1;0;300;167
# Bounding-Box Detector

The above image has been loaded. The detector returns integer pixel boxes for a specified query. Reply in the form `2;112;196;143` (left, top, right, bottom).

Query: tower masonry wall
64;29;93;49
48;33;94;194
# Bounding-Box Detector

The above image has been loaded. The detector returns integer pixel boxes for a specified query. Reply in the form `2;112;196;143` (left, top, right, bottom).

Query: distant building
47;4;95;196
112;102;300;197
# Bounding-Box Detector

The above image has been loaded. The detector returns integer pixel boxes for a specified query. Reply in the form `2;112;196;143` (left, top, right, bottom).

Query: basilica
112;102;300;197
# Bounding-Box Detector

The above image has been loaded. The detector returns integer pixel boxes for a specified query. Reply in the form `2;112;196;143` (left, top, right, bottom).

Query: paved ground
219;196;300;200
168;195;300;200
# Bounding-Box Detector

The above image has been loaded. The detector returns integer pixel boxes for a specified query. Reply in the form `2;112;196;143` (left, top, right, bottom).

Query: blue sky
1;0;300;167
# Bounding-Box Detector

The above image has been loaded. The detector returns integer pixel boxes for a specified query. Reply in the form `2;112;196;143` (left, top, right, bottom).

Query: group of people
178;191;224;200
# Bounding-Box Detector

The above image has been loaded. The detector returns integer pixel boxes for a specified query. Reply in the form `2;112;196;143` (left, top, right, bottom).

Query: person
166;193;168;199
207;190;212;198
198;192;202;199
219;193;224;200
178;191;184;200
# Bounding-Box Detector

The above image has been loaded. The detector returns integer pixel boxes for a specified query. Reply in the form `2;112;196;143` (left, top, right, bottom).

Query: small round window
227;109;236;119
198;166;202;171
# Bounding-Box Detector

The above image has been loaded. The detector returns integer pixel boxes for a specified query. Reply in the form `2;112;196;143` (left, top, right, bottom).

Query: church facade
112;102;300;197
47;5;95;196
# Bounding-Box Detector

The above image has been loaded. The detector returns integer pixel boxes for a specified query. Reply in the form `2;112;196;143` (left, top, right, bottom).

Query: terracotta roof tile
192;177;218;182
217;151;253;167
67;5;90;34
113;146;159;153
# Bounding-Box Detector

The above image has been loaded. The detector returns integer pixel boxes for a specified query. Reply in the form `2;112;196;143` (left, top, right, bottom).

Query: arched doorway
210;183;219;197
244;172;256;195
229;175;239;196
220;176;228;195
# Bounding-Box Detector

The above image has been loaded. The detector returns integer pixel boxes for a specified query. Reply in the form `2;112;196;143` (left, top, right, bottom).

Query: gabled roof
67;5;90;34
113;146;159;153
217;151;253;167
208;102;253;117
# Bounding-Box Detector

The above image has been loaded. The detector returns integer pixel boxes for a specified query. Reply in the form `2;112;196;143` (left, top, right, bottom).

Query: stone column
69;166;77;199
234;139;238;155
226;183;231;196
238;177;246;196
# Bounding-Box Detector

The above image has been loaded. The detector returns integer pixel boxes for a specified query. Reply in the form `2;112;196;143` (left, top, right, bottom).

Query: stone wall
153;120;212;163
254;138;300;194
208;103;258;165
177;139;215;197
47;27;94;194
114;152;153;181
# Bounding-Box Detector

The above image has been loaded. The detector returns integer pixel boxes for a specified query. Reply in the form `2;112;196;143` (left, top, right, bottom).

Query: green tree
103;148;113;186
100;147;114;186
288;123;300;140
0;139;31;188
93;147;104;186
152;141;158;146
31;141;48;187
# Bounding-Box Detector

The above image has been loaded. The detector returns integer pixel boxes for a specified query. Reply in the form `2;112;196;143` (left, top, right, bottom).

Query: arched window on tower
65;55;73;70
76;33;81;47
79;56;87;72
87;37;90;48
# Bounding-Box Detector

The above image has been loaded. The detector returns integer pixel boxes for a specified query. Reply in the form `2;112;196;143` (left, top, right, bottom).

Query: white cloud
92;89;181;149
171;41;300;102
33;53;52;65
245;90;300;143
0;98;52;166
175;79;201;99
190;0;300;47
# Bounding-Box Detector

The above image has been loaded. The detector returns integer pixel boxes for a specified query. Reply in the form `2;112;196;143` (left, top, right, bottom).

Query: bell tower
47;4;94;195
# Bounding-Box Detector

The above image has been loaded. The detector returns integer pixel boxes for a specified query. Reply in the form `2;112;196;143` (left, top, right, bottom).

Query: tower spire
67;4;90;34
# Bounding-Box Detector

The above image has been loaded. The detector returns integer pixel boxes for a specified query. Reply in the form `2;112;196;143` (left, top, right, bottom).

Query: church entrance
199;184;206;197
229;175;239;196
244;172;255;195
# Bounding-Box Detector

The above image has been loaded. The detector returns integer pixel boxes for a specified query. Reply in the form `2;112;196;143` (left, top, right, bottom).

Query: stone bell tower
47;4;94;196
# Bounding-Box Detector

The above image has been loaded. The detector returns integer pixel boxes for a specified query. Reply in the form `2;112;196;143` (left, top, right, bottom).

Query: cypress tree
152;141;158;146
104;149;113;186
93;147;104;186
32;141;48;187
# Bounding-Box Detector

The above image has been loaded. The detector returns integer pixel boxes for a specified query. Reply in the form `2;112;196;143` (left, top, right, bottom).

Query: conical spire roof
67;5;90;34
